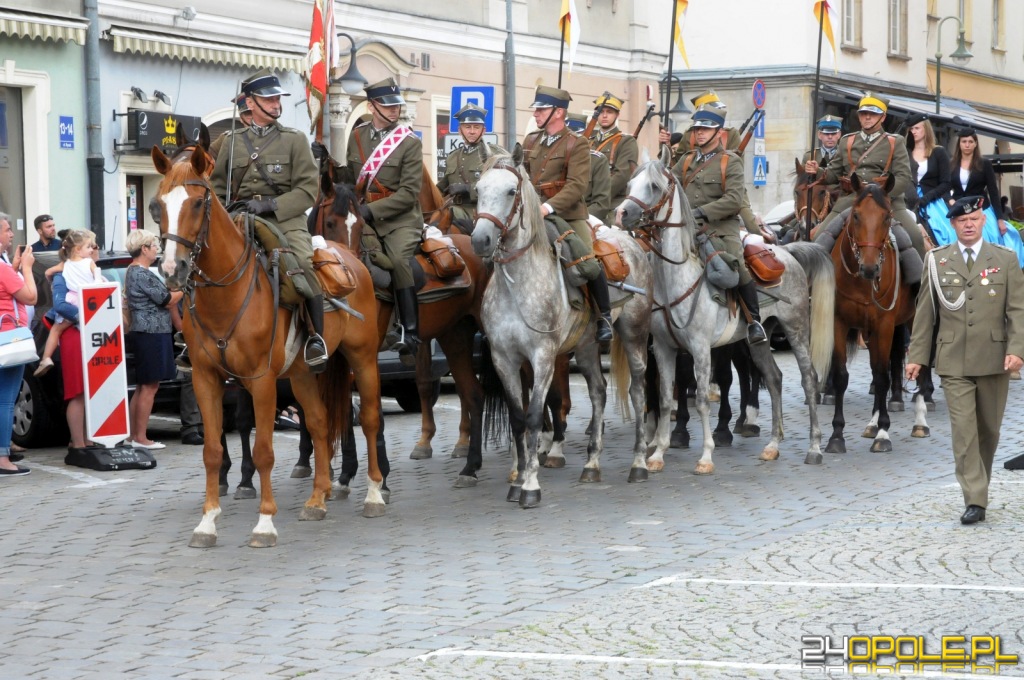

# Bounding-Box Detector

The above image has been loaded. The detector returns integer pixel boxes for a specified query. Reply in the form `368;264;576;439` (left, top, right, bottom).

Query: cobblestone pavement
3;350;1023;679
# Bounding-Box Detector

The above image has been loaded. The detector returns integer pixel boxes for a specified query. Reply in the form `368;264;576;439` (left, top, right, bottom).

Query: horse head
151;144;216;289
322;183;364;252
472;144;539;261
619;153;672;230
844;172;896;281
793;158;833;236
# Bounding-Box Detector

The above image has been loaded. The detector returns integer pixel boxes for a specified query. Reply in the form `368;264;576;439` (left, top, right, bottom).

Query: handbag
0;304;40;368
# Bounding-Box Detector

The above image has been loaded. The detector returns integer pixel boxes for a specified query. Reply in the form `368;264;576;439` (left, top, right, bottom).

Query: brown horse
151;145;383;548
311;178;491;486
825;173;928;454
792;159;838;241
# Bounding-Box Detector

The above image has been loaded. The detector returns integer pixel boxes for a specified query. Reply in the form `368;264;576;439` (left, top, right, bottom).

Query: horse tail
610;333;632;421
783;242;835;385
319;351;353;456
479;340;511;446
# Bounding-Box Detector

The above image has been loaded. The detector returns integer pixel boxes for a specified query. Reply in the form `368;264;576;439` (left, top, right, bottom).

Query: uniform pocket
936;328;956;344
991;328;1007;342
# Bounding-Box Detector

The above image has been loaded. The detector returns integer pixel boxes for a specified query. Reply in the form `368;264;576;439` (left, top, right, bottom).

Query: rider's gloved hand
246;197;277;215
692;207;707;222
311;140;328;160
359;204;375;226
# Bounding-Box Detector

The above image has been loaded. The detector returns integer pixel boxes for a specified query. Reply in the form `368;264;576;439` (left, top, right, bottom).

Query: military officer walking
673;104;767;345
906;196;1024;525
524;85;613;342
346;78;424;363
210;69;327;370
567;113;612;220
437;103;505;227
589;93;638;222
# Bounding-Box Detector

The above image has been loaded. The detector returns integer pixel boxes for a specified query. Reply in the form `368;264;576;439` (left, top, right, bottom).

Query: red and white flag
305;0;338;135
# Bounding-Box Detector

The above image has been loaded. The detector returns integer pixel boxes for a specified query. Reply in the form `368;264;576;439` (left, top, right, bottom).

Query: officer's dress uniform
585;150;613;220
908;235;1024;513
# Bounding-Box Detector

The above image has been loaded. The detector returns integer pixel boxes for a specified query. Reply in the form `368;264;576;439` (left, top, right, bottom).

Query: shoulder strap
236;128;283;196
880;135;897;177
720;154;729;190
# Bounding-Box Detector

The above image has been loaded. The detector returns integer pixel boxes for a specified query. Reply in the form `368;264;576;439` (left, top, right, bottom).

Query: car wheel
13;373;69;448
393;379;440;413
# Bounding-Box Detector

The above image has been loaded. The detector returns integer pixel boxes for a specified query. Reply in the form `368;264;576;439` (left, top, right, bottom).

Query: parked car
378;339;449;412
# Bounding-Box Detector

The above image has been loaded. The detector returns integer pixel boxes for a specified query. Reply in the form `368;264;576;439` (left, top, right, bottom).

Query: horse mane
481;153;546;244
636;157;696;256
331;183;360;218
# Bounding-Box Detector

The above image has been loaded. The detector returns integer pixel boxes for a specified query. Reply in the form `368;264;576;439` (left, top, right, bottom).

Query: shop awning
822;84;1024;145
106;26;304;72
0;9;88;46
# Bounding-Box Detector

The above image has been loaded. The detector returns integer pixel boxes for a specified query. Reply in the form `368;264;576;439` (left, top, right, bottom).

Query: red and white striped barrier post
79;282;131;447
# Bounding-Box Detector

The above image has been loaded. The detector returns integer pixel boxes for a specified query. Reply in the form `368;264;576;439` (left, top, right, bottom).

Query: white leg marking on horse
913;395;927;427
746;406;759;427
876;428;891;442
869;411;880;427
546;440;564;463
160;185;189;277
253;513;277;538
194;507;221;537
539;430;554;455
365;475;385;506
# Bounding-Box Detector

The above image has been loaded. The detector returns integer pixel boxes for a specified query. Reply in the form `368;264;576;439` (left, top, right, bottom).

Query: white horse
472;147;653;507
618;156;835;473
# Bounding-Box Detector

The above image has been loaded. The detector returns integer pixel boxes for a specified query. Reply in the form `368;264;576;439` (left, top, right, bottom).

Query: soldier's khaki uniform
908;241;1024;508
437;141;506;224
674;144;751;286
585;150;612;220
346;121;424;289
591;126;638;219
210;122;319;285
523;127;595;253
672;126;757;233
801;147;842;195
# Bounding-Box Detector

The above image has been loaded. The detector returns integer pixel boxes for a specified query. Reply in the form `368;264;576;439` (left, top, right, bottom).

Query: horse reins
837;203;902;312
622;167;691;266
476;164;530;264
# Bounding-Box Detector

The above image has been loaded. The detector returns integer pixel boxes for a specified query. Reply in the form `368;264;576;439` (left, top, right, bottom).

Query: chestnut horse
151;145;383;548
825;174;932;454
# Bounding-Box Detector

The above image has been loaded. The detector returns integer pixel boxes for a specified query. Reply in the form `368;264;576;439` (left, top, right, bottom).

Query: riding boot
304;295;329;374
394;287;422;367
588;270;614;343
175;347;192;373
738;281;768;345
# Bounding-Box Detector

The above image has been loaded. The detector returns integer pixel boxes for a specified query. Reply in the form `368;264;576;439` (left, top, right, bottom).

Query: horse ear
191;146;210;176
883;173;896;194
152;145;173;175
794;158;803;176
658;144;671;167
175;122;189;149
512;142;524;166
198;123;211;151
480;141;491;162
320;167;334;197
850;172;862;192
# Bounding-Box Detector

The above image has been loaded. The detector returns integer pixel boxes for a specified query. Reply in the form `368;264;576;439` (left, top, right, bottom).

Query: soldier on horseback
802;114;844;194
566;113;612;220
209;68;328;372
673;104;767;345
345;77;424;363
523;85;613;343
588;93;638;224
437;103;505;228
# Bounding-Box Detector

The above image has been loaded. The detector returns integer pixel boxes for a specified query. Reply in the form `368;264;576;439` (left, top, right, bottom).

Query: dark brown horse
791;159;839;242
151;145;383;548
825;173;931;454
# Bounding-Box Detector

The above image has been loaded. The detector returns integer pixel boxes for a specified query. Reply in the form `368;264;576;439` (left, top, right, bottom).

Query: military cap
531;85;571;109
454;103;487;125
594;92;624;112
858;93;889;114
905;112;929;128
691;89;726;109
232;93;250;113
365;78;405;105
241;68;290;97
692;104;726;129
565;112;588;132
946;195;986;219
817;114;842;131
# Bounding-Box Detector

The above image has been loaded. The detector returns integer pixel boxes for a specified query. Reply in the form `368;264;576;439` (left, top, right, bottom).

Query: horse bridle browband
622;167;693;266
475;163;532;264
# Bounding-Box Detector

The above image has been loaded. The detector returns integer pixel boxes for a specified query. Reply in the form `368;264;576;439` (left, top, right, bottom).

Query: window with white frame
888;0;908;56
842;0;863;48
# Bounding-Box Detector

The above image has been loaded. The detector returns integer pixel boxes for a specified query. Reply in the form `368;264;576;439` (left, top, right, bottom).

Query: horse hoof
712;431;733;447
822;395;836;405
911;425;930;438
888;400;905;412
362;502;386;518
694;462;715;475
506;485;523;503
804;452;823;465
542;456;566;469
926;401;936;412
249;533;277;548
759;448;780;461
451;444;470;459
299;505;327;521
233;486;257;501
333;484;351;499
736;424;760;438
870;439;893;453
627;467;648;483
825;438;846;454
381;489;391;505
189;532;217;548
579;468;601;483
670;431;690;449
218;483;228;498
455;474;479;488
410;445;432;460
647;460;665;473
869;383;875;395
519;489;541;508
862;425;879;439
290;465;312;479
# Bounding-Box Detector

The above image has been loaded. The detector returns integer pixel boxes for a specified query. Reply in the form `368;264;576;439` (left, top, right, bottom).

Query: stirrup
393;327;421;367
747;321;768;345
596;315;613;343
304;335;328;368
175;348;192;373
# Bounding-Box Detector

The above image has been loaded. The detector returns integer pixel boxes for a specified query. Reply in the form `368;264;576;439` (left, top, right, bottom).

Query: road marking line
416;648;802;672
30;463;135;488
634;576;1024;594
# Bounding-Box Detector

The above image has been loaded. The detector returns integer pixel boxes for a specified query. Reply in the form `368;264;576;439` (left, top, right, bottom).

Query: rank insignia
938;258;948;265
989;289;997;297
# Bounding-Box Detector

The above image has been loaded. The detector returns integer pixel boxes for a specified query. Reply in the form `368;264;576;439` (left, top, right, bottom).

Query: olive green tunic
591;126;638;216
437;141;506;223
586;150;612;221
524;127;594;250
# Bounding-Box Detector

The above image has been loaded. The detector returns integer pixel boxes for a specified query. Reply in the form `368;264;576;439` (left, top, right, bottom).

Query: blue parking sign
450;86;495;132
59;116;75;150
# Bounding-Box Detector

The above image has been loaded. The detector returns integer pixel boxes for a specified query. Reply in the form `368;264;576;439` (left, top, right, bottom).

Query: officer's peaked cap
594;92;624;111
365;78;405;105
242;68;290;98
531;85;571;109
692;103;726;128
817;114;842;131
858;93;889;114
455;103;488;124
565;112;588;132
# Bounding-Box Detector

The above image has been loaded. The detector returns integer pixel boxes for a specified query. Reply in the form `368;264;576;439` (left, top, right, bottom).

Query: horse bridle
838;199;901;312
475;163;531;264
622;167;691;265
795;179;833;226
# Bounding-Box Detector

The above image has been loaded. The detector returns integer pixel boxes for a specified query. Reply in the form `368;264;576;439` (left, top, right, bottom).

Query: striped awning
0;9;88;46
107;26;304;72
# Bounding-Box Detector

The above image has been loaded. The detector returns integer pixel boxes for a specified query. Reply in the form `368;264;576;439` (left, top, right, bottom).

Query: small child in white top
33;230;103;376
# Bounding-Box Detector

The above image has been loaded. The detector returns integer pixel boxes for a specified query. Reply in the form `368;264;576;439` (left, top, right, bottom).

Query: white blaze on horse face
160;185;190;276
345;210;358;247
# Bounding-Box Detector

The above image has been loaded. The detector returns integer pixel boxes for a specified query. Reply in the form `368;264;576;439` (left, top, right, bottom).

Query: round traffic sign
752;79;767;110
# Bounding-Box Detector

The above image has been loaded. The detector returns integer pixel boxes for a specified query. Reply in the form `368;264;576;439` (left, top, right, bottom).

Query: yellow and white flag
559;0;581;72
674;0;690;68
812;1;838;66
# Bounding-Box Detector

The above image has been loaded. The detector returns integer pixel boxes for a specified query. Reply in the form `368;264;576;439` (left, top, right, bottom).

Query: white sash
357;125;414;186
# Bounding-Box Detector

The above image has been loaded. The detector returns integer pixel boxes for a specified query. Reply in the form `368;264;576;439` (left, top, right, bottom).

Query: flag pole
557;17;566;88
664;0;679;121
317;0;328;145
806;2;827;241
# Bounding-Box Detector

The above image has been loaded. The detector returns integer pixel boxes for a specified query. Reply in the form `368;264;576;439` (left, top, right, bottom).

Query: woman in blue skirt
905;114;953;246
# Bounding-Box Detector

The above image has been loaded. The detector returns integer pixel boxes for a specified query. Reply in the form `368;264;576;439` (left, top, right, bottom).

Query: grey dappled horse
472;147;653;508
618;156;835;474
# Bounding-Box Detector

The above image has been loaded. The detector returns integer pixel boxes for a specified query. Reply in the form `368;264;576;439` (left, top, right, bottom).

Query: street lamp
934;16;973;114
660;75;690;132
335;32;367;96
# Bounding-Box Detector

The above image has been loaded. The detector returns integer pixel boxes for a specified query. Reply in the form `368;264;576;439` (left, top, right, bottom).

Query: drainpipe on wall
504;0;517;149
84;0;106;244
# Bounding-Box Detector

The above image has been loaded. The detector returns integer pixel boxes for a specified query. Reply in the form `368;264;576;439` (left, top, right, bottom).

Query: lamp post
934;16;973;114
660;75;690;133
329;33;368;161
335;32;368;96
